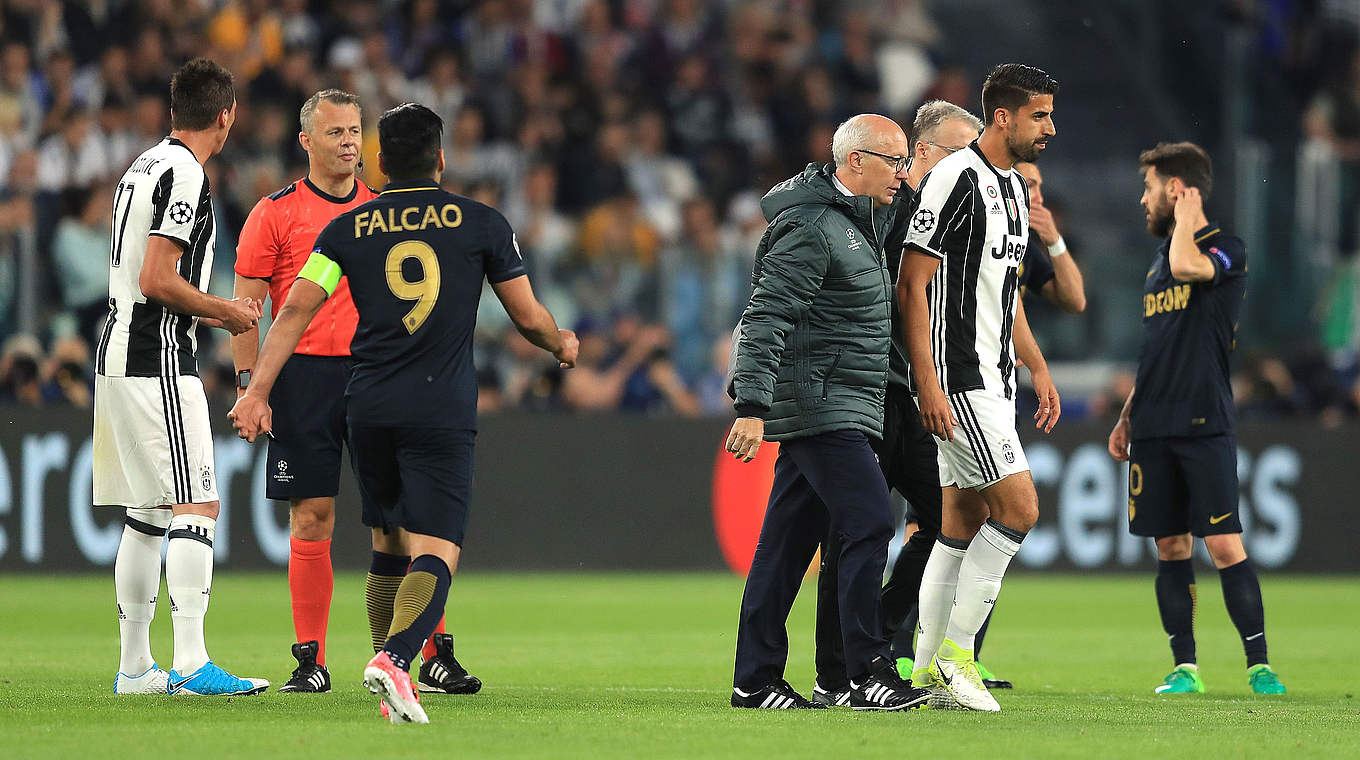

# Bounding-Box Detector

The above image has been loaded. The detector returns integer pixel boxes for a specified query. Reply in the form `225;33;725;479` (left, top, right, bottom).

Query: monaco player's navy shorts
348;423;475;546
1127;435;1241;538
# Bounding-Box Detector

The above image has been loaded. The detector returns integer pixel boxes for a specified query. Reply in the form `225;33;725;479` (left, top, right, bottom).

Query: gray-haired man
812;101;992;706
728;114;930;712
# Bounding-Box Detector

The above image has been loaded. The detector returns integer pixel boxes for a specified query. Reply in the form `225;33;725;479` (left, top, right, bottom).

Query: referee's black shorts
348;423;476;546
265;354;352;501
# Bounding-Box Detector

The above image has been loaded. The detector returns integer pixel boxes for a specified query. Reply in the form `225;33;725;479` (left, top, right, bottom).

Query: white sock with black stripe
167;513;215;674
944;519;1024;652
116;508;171;675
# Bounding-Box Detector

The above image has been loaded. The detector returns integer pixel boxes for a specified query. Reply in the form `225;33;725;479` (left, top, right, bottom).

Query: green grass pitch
2;571;1358;758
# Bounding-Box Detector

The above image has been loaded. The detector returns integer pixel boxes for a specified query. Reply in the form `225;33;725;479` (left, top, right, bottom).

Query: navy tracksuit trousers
733;429;894;691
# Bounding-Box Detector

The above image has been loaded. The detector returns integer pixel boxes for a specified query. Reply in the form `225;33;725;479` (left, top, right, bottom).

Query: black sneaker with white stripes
811;681;851;707
849;656;930;711
731;680;827;709
278;640;331;693
417;633;482;694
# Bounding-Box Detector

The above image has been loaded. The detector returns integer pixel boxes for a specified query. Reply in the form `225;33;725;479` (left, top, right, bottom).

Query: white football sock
166;513;215;674
915;537;968;671
115;508;171;675
944;521;1023;652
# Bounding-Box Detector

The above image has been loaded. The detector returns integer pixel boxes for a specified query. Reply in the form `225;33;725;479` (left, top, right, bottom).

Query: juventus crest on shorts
904;142;1030;401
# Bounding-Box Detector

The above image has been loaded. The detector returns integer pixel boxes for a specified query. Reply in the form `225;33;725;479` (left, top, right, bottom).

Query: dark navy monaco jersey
303;179;526;429
1130;223;1246;440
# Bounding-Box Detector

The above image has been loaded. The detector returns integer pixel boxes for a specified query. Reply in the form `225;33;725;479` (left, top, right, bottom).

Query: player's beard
1147;201;1173;237
1009;133;1046;163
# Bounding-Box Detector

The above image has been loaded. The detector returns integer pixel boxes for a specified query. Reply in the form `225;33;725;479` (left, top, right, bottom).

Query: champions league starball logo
168;200;193;225
911;208;935;233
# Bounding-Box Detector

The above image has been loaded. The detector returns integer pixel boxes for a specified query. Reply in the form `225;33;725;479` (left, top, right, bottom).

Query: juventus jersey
96;137;216;378
904;142;1030;400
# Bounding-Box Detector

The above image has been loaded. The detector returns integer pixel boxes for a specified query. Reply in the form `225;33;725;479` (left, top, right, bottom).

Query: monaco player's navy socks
1155;558;1197;665
1219;558;1268;667
381;555;451;671
365;551;410;653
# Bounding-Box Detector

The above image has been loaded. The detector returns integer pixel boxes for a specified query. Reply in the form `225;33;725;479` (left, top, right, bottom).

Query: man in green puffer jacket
727;114;929;712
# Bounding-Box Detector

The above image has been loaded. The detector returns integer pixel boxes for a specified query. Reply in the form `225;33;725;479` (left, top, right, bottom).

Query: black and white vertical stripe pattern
997;266;1018;400
102;138;215;379
906;144;1031;400
949;394;1000;483
95;298;117;376
158;311;190;504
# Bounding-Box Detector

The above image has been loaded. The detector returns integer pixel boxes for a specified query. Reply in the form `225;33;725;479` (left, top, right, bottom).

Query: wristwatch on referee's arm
236;369;251;391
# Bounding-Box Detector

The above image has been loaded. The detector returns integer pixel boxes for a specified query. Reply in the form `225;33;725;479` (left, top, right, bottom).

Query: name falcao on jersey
353;203;463;238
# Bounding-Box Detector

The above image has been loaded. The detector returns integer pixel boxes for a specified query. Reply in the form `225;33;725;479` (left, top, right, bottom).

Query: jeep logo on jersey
911;208;935;233
168;200;193;224
991;237;1026;262
845;228;862;250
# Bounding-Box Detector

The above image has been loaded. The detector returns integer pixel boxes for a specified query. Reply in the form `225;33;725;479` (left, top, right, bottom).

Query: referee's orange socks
423;618;447;662
289;536;333;666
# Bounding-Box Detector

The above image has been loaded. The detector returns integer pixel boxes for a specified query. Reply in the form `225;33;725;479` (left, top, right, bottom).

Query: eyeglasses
927;141;967;154
856;149;909;172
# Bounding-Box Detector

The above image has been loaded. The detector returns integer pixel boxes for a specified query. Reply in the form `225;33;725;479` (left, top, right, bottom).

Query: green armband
298;250;342;296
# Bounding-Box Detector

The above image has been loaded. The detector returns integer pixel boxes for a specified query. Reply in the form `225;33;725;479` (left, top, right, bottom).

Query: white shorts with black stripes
93;374;218;508
936;389;1030;491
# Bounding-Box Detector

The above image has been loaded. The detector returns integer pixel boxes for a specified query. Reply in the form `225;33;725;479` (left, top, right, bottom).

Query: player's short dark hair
378;103;444;181
1139;141;1214;198
981;63;1058;125
169;58;235;131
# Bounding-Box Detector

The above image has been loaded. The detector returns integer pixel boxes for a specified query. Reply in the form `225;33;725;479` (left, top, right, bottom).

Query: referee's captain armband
298;248;343;297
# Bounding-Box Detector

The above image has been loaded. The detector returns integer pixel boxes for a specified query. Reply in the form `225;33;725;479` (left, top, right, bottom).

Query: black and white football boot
849;656;930;711
731;680;827;709
278;640;331;693
811;681;852;707
417;633;483;694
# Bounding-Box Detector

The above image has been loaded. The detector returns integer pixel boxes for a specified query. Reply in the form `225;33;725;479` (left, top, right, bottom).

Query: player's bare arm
1012;297;1060;432
1031;202;1086;312
490;274;578;368
139;235;261;334
229;274;270;396
899;249;955;440
1108;383;1135;462
1040;248;1086;313
229;278;327;442
1167;187;1215;282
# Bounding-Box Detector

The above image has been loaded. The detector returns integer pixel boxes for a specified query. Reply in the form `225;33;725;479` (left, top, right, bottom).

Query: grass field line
497;684;724;695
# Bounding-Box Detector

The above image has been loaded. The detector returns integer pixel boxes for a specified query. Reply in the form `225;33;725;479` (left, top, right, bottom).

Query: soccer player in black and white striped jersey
899;64;1062;712
94;59;267;696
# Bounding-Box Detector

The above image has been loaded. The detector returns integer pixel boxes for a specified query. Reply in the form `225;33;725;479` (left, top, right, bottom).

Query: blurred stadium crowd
0;0;1357;424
